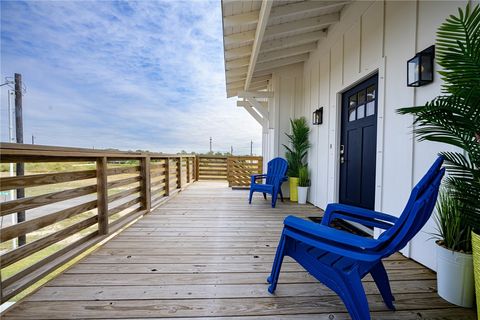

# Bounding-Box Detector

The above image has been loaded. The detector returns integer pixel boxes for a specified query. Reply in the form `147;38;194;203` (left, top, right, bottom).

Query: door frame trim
330;57;386;221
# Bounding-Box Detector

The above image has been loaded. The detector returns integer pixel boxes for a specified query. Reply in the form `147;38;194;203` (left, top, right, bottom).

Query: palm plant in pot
433;189;473;307
297;166;310;204
398;4;480;311
283;117;310;202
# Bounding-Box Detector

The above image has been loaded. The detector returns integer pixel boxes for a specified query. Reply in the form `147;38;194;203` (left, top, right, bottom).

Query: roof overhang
221;0;350;98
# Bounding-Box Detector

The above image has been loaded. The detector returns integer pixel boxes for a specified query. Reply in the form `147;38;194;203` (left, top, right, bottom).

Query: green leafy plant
397;4;480;235
298;166;310;187
283;117;311;177
434;189;472;253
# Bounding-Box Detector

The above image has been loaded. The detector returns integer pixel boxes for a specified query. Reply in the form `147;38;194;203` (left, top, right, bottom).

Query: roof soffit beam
237;100;268;108
256;42;317;64
225;66;248;78
225;12;339;47
260;30;326;53
224;11;259;27
229;80;269;93
225;57;251;70
227;74;271;85
223;1;349;28
263;13;339;39
255;53;310;72
225;45;252;61
224;30;256;46
238;91;274;99
244;0;273;91
269;0;348;20
228;77;269;89
225;30;325;63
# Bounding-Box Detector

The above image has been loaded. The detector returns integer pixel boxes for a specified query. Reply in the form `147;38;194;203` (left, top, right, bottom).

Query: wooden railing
196;156;228;180
227;156;263;187
0;143;196;303
195;156;263;187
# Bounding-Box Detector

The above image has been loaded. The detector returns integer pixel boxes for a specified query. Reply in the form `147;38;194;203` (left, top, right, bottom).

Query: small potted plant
284;117;310;202
434;189;474;307
297;166;310;204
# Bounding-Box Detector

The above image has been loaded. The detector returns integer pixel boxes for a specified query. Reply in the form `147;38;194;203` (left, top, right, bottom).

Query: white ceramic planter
436;242;474;308
297;186;308;204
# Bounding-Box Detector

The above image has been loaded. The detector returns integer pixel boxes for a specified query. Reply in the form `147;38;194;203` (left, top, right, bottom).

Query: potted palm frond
434;189;473;307
283;117;310;202
398;4;480;313
297;166;310;204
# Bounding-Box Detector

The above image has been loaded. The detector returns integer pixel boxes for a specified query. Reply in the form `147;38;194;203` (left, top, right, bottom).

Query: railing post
96;157;109;235
186;157;190;183
140;156;151;212
164;157;170;196
178;157;183;189
195;155;200;181
227;157;232;187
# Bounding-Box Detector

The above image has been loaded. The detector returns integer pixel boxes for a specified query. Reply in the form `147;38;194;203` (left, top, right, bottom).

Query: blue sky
0;1;262;154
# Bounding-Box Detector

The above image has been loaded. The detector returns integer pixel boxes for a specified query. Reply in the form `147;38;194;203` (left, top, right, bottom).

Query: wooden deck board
3;181;476;319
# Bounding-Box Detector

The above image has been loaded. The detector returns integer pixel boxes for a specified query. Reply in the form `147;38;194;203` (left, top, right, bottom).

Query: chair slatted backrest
266;158;288;185
376;156;445;256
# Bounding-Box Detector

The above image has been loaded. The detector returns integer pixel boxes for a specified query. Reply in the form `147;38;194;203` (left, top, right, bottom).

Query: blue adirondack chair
249;157;288;208
267;156;445;320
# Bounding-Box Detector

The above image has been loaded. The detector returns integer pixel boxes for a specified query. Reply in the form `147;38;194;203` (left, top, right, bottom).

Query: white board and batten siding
265;0;474;270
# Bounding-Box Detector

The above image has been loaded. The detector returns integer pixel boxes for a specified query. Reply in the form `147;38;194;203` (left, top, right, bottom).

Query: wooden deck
3;181;476;319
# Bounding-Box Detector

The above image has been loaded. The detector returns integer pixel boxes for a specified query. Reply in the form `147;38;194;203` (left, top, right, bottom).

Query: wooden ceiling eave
222;0;349;97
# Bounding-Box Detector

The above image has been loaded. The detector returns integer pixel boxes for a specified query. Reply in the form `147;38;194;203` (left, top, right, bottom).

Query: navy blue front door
339;74;378;210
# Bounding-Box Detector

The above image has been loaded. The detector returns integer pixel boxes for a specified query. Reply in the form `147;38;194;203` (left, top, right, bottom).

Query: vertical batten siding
266;0;469;270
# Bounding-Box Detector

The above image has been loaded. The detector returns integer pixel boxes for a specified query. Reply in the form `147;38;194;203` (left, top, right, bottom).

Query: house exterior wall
265;0;471;270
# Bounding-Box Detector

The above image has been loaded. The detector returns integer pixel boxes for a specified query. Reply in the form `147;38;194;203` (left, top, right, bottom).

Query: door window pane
367;85;376;101
357;104;365;119
349;107;356;122
366;101;375;116
358;90;366;105
349;94;357;108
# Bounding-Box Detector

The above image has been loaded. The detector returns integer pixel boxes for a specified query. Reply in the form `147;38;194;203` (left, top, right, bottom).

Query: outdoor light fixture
313;107;323;125
407;45;435;87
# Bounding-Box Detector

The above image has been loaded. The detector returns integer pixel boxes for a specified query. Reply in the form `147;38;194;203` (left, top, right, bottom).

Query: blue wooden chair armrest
284;216;381;251
250;174;267;184
283;216;382;262
322;203;397;230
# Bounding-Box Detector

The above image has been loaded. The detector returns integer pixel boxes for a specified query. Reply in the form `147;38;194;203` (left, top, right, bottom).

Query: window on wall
348;85;376;122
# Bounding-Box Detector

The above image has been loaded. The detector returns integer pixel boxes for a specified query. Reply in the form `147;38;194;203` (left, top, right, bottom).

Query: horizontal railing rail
0;143;196;303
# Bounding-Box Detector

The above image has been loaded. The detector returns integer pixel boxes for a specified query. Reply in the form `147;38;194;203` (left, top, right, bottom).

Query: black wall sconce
407;45;435;87
313;107;323;125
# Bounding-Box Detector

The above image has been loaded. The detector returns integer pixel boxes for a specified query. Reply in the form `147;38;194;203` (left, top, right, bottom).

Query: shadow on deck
3;181;476;319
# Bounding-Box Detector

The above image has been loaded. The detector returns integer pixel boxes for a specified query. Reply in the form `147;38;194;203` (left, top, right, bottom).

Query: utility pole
250;140;253;156
31;134;35;145
209;137;212;153
230;146;233;155
15;73;26;246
